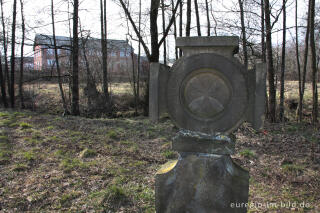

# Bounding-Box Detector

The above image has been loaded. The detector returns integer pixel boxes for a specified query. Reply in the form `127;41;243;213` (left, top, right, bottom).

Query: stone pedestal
151;36;265;213
155;131;249;213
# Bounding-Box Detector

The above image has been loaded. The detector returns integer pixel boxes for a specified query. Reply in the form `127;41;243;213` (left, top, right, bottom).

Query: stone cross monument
149;36;266;213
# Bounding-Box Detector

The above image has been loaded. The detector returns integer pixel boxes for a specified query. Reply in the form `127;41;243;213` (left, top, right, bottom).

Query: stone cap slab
172;129;235;155
176;36;239;58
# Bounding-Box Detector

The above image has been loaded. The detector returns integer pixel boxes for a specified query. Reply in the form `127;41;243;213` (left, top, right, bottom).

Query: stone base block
155;153;249;213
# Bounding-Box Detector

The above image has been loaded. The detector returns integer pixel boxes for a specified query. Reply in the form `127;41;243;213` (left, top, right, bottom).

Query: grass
23;150;36;161
79;148;97;158
19;122;32;129
0;84;319;213
239;149;256;159
12;163;29;172
281;163;304;175
162;150;177;159
89;185;128;209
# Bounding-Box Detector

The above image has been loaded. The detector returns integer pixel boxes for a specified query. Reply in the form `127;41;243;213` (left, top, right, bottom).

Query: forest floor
0;81;319;212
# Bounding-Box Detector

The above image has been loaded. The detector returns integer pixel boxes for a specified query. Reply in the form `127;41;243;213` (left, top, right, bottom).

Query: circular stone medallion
182;71;231;119
166;53;248;134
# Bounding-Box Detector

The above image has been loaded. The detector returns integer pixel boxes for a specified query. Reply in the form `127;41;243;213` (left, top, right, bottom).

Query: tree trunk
298;0;311;121
1;0;9;106
295;0;302;121
279;0;286;121
118;0;180;114
205;0;210;36
179;0;183;56
0;50;6;107
100;0;109;104
137;0;141;100
130;44;138;115
161;0;167;65
238;0;248;69
150;0;160;63
10;0;17;108
19;0;25;109
264;0;276;122
51;0;68;114
194;0;201;36
171;0;178;60
261;0;268;118
71;0;80;115
261;0;266;63
103;0;109;102
186;0;191;36
309;0;318;124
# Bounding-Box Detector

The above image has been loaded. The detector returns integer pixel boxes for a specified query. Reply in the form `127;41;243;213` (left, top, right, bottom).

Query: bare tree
186;0;191;36
194;0;201;36
119;0;181;62
71;0;80;115
161;0;167;65
279;0;286;121
171;0;178;59
205;0;210;36
298;0;311;121
119;0;181;115
10;0;17;108
100;0;109;104
261;0;266;63
0;0;6;107
238;0;248;69
137;0;142;100
1;0;9;105
264;0;276;122
19;0;25;109
309;0;318;124
295;0;302;121
179;0;183;56
51;0;68;114
0;51;6;107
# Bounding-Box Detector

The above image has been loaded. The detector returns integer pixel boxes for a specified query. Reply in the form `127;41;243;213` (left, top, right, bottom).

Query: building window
120;49;131;57
110;52;116;57
47;59;56;66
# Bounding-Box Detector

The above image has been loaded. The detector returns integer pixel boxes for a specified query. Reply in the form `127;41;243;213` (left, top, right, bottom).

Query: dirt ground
0;81;319;212
0;109;319;212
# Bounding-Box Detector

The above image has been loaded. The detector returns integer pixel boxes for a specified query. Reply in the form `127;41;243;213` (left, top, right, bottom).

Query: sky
0;0;313;61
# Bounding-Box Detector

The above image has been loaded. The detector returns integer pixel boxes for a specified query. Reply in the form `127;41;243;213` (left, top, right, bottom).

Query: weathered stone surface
166;53;248;134
246;63;266;130
176;36;239;58
155;153;249;213
149;63;170;122
172;129;235;155
253;63;267;130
